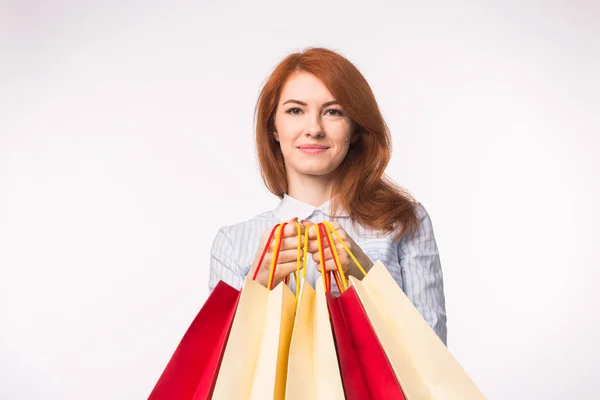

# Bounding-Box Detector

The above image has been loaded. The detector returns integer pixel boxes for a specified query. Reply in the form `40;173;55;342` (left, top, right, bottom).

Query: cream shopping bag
285;278;345;400
349;262;486;400
212;223;297;399
285;223;345;400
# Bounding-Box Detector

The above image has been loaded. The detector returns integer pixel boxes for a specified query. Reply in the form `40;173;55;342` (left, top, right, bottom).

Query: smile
300;147;327;154
298;145;329;154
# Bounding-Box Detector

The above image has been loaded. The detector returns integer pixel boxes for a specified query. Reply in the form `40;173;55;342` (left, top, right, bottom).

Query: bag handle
315;222;346;294
267;222;289;290
287;220;303;299
251;222;289;290
252;223;280;281
322;221;368;277
317;222;369;294
320;223;347;292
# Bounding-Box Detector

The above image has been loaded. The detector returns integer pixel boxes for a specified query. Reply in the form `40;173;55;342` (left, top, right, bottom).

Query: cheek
274;118;303;145
324;120;353;147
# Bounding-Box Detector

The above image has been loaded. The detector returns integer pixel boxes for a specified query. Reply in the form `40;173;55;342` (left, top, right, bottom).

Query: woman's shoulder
414;201;429;218
398;201;437;241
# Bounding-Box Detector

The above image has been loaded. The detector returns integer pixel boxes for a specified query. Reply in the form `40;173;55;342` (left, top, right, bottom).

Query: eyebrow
282;99;340;108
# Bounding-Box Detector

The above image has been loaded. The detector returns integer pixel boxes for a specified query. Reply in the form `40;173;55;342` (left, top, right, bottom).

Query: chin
295;165;338;177
287;157;344;177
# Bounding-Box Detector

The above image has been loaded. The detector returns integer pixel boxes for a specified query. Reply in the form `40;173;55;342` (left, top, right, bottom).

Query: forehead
279;71;334;103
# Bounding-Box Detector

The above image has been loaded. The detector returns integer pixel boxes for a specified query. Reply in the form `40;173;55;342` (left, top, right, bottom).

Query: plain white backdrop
1;0;599;398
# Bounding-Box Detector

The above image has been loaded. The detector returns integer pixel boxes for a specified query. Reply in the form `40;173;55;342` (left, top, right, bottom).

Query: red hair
255;47;418;240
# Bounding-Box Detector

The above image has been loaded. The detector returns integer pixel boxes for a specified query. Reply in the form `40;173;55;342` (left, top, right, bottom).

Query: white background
1;1;599;398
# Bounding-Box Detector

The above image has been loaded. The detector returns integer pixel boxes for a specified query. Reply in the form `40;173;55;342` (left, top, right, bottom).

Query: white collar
273;194;349;221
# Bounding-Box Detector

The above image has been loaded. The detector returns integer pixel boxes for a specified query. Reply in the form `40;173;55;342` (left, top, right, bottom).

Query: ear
272;130;280;142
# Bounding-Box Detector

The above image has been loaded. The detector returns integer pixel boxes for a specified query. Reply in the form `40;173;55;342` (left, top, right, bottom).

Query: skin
251;71;374;288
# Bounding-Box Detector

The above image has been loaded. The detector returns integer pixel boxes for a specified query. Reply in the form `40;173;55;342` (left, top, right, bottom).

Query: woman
208;47;447;344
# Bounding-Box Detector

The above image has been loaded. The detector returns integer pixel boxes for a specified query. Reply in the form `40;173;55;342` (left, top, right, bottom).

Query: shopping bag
320;221;485;399
211;222;297;400
284;278;346;400
316;222;405;400
148;280;240;400
285;223;345;399
285;222;345;399
350;262;486;399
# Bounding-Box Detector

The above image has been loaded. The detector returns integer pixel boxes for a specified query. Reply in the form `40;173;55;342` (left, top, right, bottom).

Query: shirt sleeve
398;203;448;345
208;227;245;292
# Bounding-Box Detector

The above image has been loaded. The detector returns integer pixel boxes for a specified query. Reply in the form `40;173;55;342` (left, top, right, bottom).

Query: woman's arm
398;203;448;345
208;228;245;292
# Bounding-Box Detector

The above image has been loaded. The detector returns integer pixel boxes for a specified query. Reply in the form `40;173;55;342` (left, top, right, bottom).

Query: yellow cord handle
298;221;367;294
293;221;303;299
322;221;368;277
321;223;348;292
315;222;330;293
303;225;311;280
269;222;303;296
267;223;286;290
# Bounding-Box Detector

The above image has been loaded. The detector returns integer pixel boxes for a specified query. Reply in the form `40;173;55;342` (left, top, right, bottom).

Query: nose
304;115;325;138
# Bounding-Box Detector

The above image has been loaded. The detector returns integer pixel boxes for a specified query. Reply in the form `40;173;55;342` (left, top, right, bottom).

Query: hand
249;218;304;288
301;221;374;279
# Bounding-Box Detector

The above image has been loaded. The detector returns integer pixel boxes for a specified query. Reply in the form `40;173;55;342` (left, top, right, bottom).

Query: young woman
208;47;447;344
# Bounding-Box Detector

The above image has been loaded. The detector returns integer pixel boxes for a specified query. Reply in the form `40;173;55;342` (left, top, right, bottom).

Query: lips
298;145;329;150
298;144;329;154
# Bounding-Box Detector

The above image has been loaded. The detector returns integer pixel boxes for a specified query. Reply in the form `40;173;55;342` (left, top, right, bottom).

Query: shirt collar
273;194;349;221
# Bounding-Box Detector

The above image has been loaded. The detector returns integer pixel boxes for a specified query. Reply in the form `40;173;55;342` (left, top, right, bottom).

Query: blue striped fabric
208;194;448;344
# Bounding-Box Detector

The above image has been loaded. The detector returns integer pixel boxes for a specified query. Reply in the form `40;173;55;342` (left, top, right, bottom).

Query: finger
309;245;335;262
270;236;303;252
326;222;347;240
267;221;297;242
259;248;300;269
275;249;303;264
274;261;302;279
315;246;347;265
306;235;341;255
260;259;300;287
323;259;342;272
282;220;303;237
313;258;342;273
305;224;321;239
311;250;320;264
310;222;343;241
306;241;318;254
300;221;320;237
306;239;332;254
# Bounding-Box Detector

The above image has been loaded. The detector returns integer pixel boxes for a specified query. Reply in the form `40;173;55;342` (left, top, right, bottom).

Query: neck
286;170;337;208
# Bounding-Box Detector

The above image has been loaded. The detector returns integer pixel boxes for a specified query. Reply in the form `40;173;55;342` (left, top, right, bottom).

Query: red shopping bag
150;223;286;400
318;223;406;400
148;280;240;400
328;287;406;400
327;292;370;398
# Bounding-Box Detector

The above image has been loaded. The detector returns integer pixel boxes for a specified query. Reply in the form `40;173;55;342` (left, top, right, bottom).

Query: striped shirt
208;194;448;344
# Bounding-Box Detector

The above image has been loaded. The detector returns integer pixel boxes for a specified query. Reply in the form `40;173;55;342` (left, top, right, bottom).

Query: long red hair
255;47;418;240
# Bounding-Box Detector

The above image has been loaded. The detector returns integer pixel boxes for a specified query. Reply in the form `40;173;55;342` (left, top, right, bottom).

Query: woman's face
273;71;355;180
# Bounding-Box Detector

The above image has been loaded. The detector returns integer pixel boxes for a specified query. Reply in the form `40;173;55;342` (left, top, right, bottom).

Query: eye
286;107;303;115
325;108;344;117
